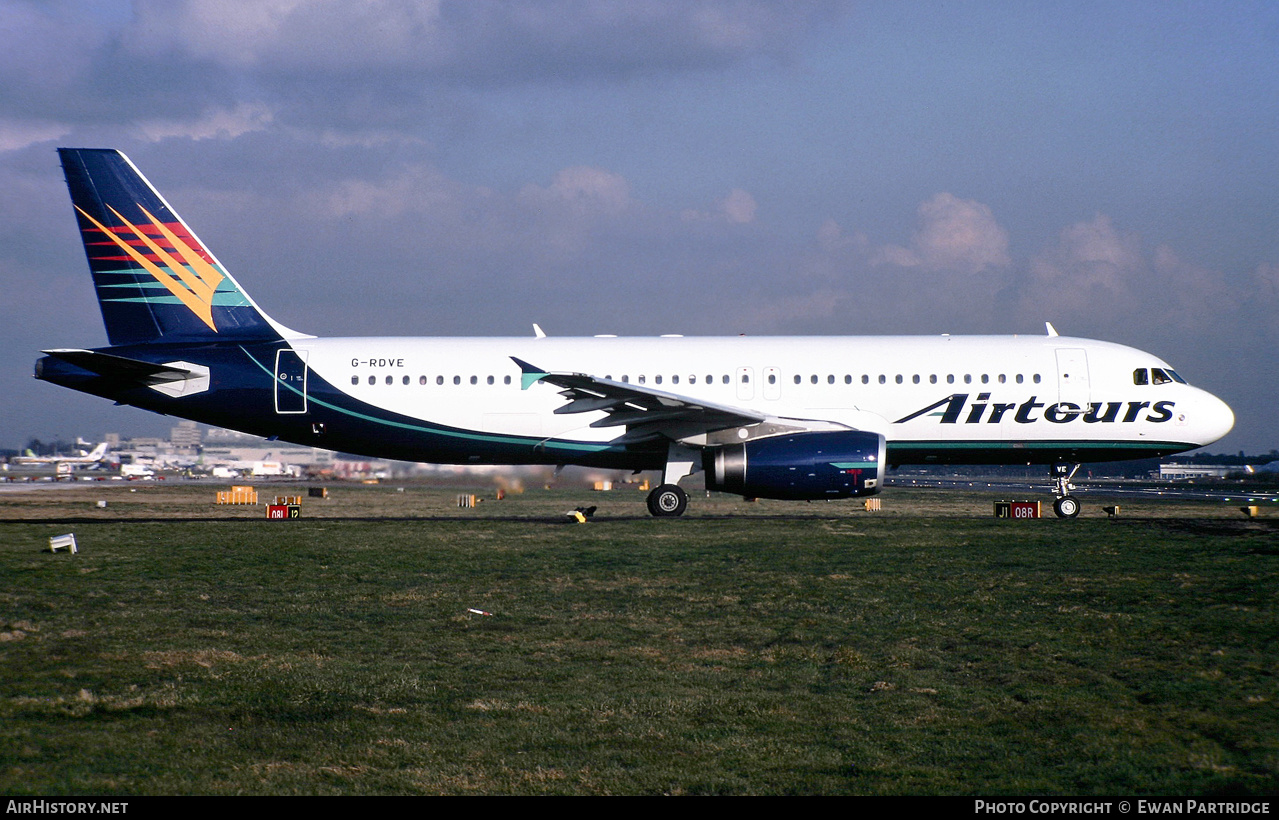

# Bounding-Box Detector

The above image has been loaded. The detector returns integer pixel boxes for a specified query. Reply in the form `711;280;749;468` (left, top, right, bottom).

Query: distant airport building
1158;463;1233;480
169;421;201;451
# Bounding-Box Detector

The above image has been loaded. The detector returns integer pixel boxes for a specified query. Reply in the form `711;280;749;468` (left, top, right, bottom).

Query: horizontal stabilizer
41;349;193;385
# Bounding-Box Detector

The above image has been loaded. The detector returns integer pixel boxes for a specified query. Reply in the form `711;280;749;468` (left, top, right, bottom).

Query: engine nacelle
702;430;886;501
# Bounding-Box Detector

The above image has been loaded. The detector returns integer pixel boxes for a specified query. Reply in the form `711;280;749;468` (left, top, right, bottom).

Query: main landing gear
646;483;689;517
646;444;696;517
1051;463;1081;519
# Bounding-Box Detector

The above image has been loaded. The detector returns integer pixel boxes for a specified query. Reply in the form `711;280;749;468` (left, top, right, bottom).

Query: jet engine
702;430;886;501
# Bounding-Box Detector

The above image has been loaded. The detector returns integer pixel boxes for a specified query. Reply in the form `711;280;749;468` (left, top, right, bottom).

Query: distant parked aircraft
11;441;109;468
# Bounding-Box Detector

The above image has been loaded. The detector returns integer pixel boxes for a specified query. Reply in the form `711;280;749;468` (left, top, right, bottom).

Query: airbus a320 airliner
35;149;1235;517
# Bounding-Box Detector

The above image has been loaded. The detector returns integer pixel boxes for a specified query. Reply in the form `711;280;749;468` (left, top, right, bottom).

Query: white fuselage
296;333;1234;460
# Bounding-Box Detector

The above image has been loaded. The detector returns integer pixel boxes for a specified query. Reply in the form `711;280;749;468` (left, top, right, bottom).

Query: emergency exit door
274;348;308;414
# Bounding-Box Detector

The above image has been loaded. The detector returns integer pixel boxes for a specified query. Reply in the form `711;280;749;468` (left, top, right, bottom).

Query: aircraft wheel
1053;495;1081;519
647;484;688;517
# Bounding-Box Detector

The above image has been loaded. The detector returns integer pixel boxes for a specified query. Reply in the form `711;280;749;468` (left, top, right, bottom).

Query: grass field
1;482;1276;795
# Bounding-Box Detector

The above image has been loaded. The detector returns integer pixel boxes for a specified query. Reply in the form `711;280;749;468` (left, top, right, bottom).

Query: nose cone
1196;390;1235;446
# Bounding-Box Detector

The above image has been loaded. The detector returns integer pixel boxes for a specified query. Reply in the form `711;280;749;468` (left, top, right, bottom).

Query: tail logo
76;204;224;332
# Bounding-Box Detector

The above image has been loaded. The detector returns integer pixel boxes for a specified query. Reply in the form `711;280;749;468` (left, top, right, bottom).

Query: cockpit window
1137;367;1188;386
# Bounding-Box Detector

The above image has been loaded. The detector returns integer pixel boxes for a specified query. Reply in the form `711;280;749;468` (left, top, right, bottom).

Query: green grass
0;484;1276;794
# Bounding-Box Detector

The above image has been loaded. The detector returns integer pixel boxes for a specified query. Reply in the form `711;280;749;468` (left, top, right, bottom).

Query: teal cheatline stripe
241;349;613;455
885;440;1197;461
830;461;879;469
888;440;1188;451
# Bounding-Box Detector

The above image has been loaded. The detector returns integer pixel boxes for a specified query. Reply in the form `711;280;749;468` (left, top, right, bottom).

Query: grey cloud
1018;214;1145;329
1013;214;1258;341
125;0;844;81
874;193;1011;276
2;1;846;147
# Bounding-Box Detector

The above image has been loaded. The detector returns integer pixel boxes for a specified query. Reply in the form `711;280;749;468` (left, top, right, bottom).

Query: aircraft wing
511;357;767;443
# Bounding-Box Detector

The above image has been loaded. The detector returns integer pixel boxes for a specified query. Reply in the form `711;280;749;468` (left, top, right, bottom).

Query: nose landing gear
1051;463;1081;518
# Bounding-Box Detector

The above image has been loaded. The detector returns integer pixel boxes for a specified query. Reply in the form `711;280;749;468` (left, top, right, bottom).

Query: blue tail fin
58;148;287;346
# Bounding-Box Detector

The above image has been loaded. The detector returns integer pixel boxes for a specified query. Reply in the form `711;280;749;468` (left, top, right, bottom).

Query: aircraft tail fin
58;148;296;346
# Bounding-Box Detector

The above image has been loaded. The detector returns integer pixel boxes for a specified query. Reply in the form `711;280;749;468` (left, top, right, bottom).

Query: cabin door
1054;348;1090;408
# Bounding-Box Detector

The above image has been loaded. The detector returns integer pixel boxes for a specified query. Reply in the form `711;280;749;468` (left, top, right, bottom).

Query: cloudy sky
2;0;1276;454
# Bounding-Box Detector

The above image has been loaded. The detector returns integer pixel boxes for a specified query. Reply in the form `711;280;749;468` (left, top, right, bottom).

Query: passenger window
768;374;776;385
453;376;460;385
436;375;444;385
862;375;869;385
487;375;494;385
504;376;512;385
929;374;937;384
878;375;886;385
672;375;680;385
385;375;393;385
964;374;972;384
351;376;359;385
654;375;662;385
827;375;835;384
912;375;920;384
722;375;730;384
845;375;852;384
1033;374;1041;384
810;375;818;384
419;375;428;385
402;375;409;385
1016;374;1023;384
895;375;903;384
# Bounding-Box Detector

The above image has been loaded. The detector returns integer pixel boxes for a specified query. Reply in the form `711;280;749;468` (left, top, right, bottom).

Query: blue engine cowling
702;430;886;501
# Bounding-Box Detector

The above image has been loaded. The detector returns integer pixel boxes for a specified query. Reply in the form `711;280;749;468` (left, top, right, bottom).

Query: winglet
510;357;548;390
533;323;547;339
1045;322;1059;337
